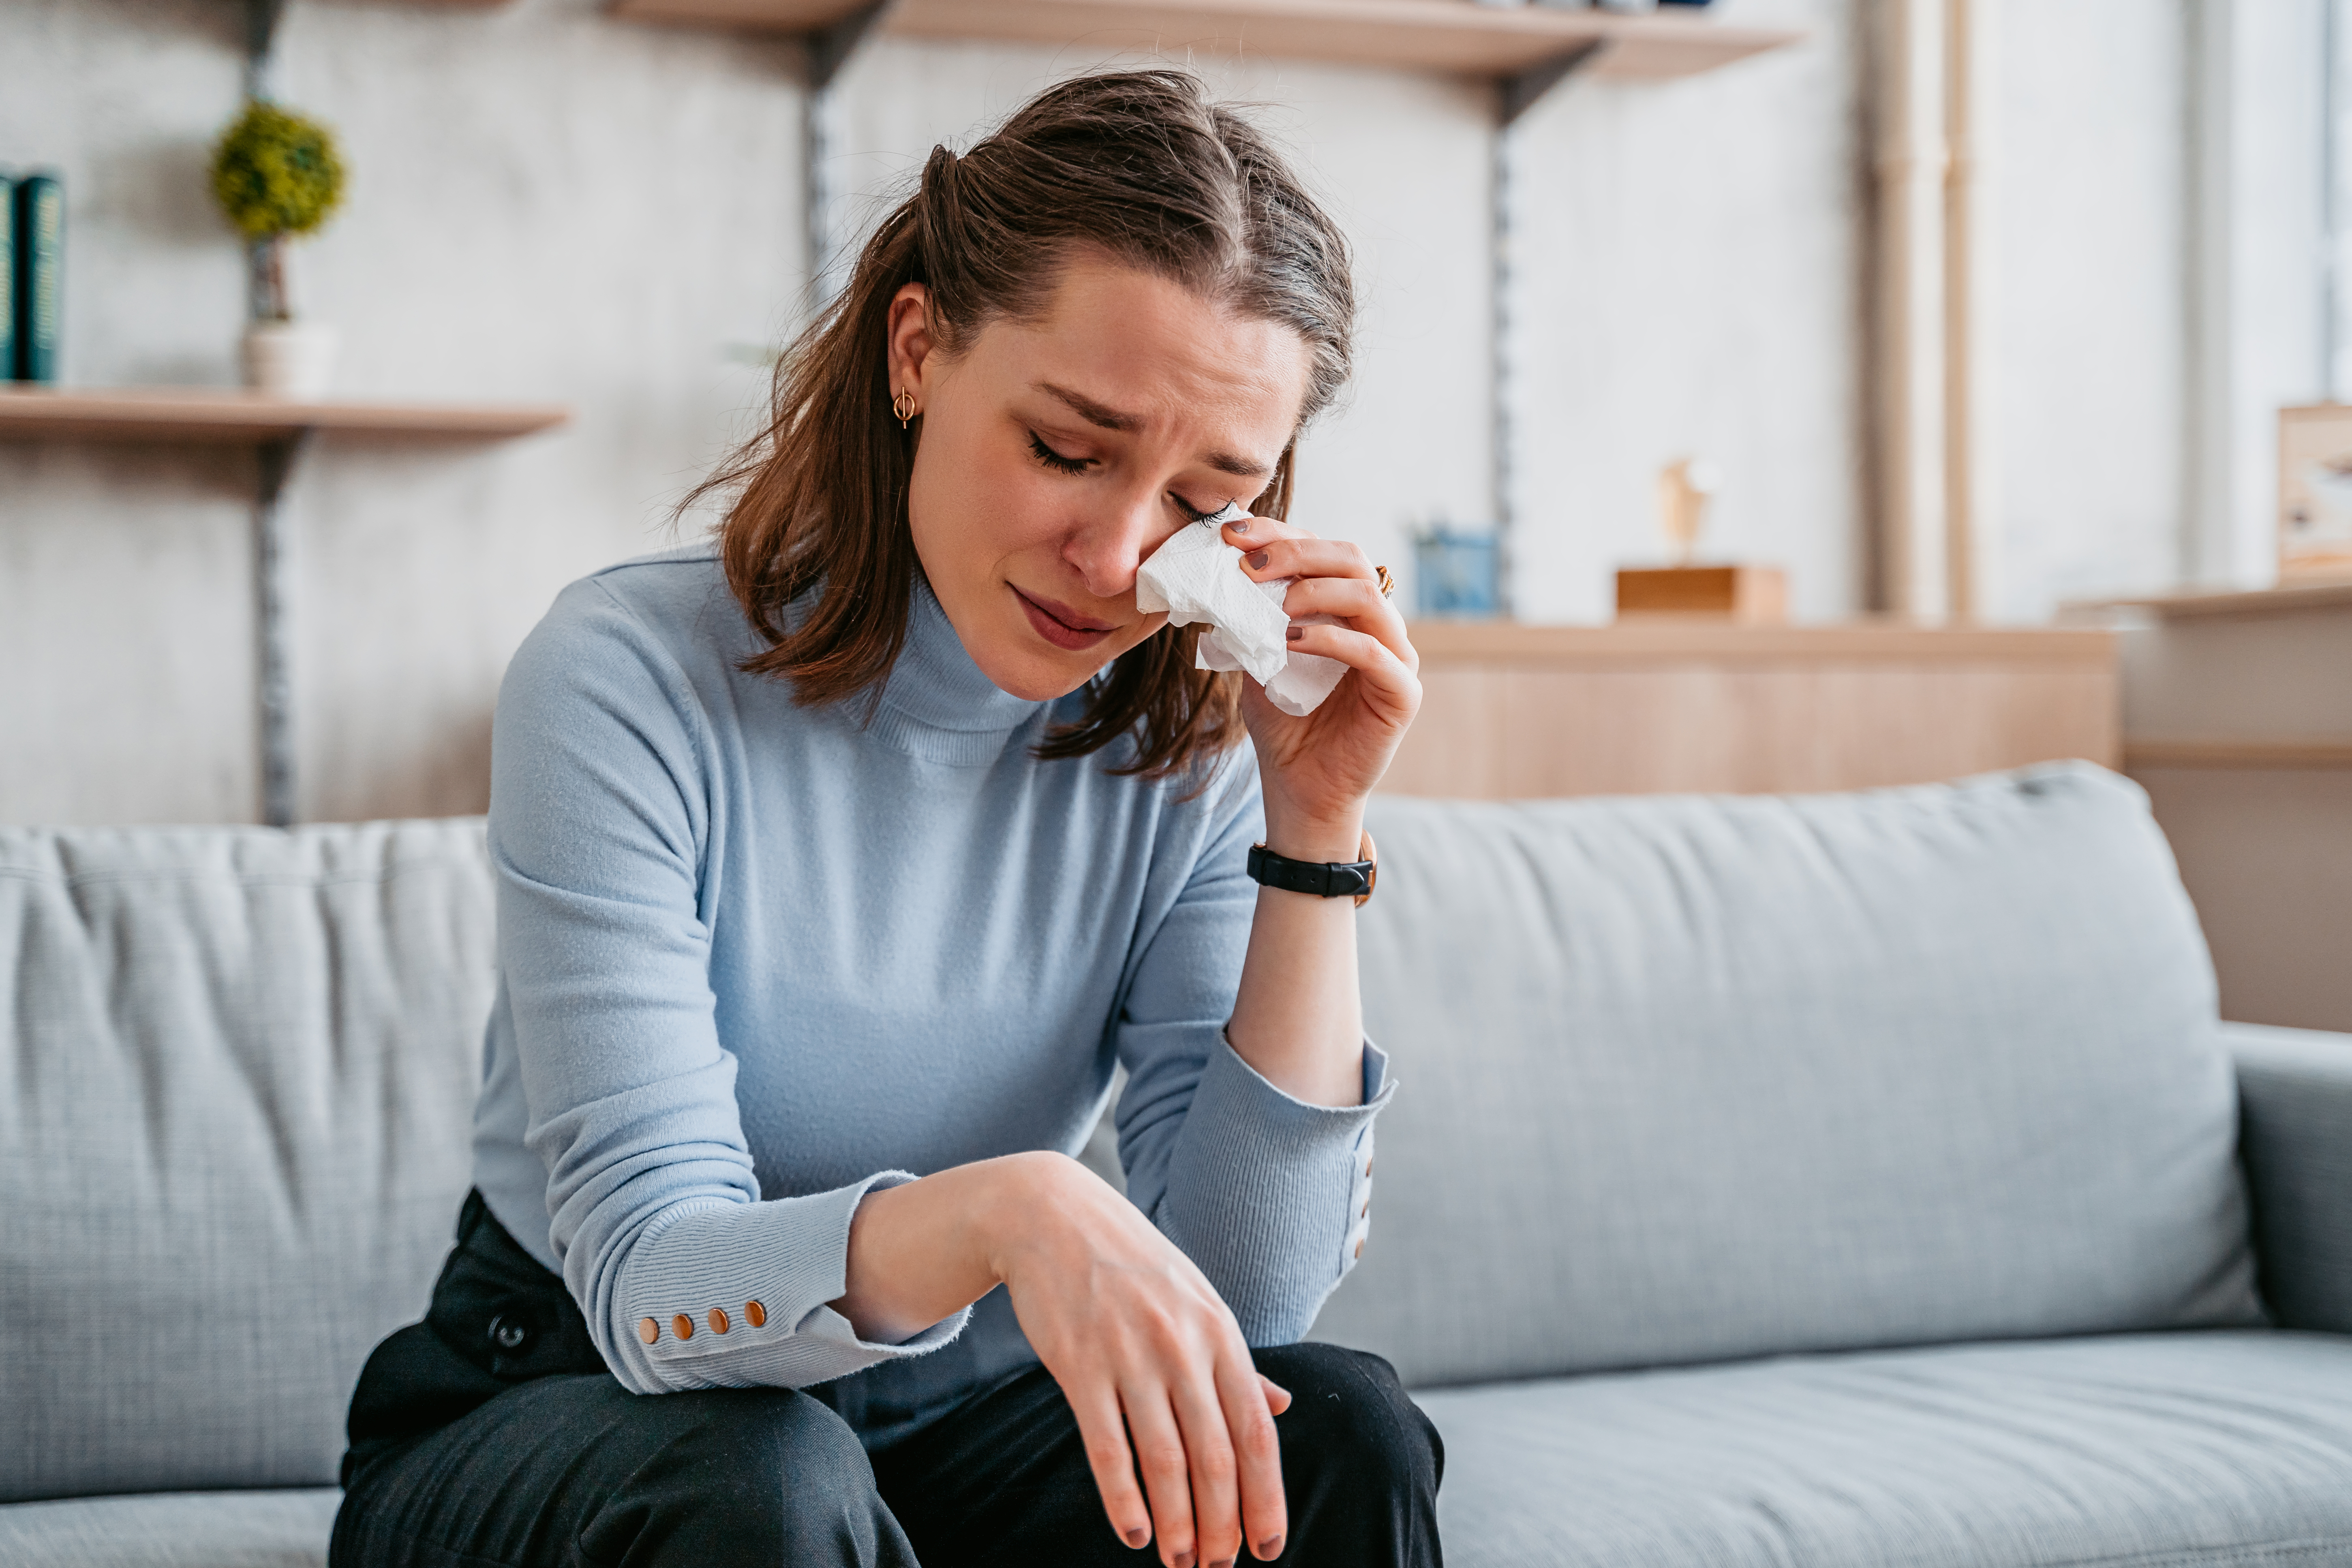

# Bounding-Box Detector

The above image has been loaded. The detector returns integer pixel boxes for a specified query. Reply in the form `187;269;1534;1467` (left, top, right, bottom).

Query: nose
1061;485;1171;603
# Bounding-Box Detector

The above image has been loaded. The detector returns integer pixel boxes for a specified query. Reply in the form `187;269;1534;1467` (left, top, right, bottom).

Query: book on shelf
0;171;14;381
14;171;62;383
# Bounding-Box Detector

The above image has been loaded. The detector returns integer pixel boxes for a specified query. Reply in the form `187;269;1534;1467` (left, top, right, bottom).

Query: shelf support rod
243;0;288;100
803;0;895;310
1490;42;1603;621
254;429;312;828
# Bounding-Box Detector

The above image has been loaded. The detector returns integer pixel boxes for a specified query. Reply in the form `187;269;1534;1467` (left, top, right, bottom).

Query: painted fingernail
1255;1537;1284;1560
1123;1526;1150;1549
1228;519;1251;535
1172;1554;1196;1568
1212;1559;1235;1568
1246;550;1269;570
1286;625;1303;642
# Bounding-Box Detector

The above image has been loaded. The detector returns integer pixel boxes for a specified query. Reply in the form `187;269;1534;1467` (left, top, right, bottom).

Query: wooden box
1615;564;1788;624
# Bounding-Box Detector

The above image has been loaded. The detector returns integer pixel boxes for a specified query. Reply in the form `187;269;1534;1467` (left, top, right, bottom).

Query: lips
1012;586;1116;652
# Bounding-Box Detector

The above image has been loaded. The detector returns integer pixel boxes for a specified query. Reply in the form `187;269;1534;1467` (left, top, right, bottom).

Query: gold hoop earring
891;389;918;430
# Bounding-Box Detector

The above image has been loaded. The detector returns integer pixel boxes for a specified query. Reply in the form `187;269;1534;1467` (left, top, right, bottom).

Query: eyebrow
1035;381;1271;479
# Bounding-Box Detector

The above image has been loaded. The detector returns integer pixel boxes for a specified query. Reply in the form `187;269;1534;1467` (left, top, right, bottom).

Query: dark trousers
333;1194;1443;1567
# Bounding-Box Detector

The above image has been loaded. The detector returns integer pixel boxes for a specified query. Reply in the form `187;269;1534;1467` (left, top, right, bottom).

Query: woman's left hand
1220;514;1421;851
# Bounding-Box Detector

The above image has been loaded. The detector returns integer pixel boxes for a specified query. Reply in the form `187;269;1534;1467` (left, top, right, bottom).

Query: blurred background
0;3;2341;914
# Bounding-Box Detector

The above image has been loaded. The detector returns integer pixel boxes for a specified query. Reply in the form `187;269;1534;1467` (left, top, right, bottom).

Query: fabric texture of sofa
4;762;2350;1566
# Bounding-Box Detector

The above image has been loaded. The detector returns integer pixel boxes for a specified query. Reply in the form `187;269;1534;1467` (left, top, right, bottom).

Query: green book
0;172;15;381
15;172;62;383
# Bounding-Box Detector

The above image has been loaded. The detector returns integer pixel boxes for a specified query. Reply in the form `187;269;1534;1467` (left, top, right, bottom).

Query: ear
885;284;938;402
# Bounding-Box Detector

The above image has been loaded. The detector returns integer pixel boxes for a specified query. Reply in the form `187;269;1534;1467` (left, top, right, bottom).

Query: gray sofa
5;762;2350;1566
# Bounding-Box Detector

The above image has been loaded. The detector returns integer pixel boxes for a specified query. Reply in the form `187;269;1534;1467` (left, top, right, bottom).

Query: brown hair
697;68;1355;778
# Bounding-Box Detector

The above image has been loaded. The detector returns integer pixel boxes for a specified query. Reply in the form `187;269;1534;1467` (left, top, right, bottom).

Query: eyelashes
1026;431;1224;522
1027;431;1090;475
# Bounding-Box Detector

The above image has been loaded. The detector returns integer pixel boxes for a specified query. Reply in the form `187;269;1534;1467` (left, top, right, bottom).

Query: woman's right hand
833;1150;1290;1567
990;1153;1292;1568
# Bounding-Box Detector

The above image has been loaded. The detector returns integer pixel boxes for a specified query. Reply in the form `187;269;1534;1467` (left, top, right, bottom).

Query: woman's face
892;255;1311;702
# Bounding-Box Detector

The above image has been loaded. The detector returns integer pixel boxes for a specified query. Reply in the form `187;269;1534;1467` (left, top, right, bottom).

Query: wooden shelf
0;386;571;444
1407;620;2116;667
1385;620;2119;798
609;0;1804;82
2126;738;2352;770
2071;582;2352;621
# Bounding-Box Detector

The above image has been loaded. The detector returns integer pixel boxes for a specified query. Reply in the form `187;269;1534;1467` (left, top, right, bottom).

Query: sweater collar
866;576;1049;765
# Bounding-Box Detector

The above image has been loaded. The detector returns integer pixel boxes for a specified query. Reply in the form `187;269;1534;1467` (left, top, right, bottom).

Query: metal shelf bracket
804;0;896;305
1489;40;1606;618
244;0;289;98
1500;39;1606;129
253;429;314;828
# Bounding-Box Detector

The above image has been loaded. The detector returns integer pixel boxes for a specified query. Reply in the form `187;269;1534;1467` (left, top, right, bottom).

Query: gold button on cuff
672;1313;694;1341
637;1317;660;1345
709;1307;731;1335
744;1299;768;1328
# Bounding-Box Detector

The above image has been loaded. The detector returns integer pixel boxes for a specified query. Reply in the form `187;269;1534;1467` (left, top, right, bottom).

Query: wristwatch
1246;831;1378;907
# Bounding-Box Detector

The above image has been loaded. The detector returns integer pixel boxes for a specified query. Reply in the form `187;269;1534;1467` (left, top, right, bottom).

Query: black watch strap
1246;837;1378;905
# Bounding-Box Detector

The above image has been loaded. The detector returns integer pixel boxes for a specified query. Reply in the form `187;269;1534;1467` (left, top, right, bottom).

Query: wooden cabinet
1380;621;2118;800
2094;584;2352;1034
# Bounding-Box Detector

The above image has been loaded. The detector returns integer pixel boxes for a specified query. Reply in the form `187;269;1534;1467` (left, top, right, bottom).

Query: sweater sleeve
1113;751;1395;1347
491;580;967;1395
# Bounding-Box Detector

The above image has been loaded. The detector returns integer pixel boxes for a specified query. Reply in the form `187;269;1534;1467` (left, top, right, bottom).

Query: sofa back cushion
1314;764;2262;1387
0;820;491;1502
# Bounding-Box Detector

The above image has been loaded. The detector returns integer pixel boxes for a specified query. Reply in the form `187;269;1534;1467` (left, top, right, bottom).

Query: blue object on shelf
1413;528;1500;620
14;171;62;384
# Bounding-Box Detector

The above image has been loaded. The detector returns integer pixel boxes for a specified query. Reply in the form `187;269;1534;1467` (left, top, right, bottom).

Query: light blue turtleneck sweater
470;547;1389;1444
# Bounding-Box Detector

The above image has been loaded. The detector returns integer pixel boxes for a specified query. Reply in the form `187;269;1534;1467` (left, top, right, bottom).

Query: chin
974;631;1105;704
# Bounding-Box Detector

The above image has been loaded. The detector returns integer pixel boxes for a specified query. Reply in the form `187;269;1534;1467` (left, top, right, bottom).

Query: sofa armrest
2227;1021;2352;1334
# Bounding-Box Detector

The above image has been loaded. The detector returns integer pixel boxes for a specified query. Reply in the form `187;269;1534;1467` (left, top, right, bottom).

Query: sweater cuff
614;1172;970;1392
1158;1035;1395;1346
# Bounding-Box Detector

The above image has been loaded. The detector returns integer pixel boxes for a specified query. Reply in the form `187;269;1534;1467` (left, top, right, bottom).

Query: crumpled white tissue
1135;502;1350;718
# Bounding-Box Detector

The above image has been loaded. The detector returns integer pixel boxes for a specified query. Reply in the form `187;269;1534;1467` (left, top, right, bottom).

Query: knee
659;1386;874;1495
1256;1343;1443;1494
587;1388;893;1563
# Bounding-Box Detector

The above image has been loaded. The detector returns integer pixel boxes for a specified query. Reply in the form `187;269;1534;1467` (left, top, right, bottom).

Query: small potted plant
211;99;346;399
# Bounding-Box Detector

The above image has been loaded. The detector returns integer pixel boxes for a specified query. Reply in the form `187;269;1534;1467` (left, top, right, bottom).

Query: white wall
1988;0;2189;622
1512;0;1860;624
1;0;2311;825
2;0;802;824
1989;0;2332;622
2203;0;2328;589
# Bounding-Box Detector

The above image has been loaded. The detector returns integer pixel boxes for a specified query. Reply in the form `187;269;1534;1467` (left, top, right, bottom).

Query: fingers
1072;1385;1155;1551
1257;1374;1293;1415
1171;1369;1247;1568
1235;535;1368;586
1282;622;1421;722
1219;514;1313;550
1277;575;1415;672
1124;1388;1201;1567
1220;1359;1289;1563
1228;533;1415;673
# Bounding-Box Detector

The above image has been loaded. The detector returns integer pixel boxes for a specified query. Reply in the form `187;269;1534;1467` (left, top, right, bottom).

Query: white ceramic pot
241;320;340;400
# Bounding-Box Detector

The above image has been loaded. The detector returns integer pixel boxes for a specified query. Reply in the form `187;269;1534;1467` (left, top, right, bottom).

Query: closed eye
1027;432;1092;475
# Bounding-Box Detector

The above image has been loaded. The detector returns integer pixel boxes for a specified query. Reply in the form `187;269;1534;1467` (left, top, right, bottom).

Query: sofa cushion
1417;1329;2352;1568
1317;764;2260;1386
0;1489;338;1568
0;822;492;1502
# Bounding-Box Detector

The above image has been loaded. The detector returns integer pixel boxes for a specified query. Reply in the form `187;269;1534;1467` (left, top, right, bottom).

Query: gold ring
1375;565;1395;599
